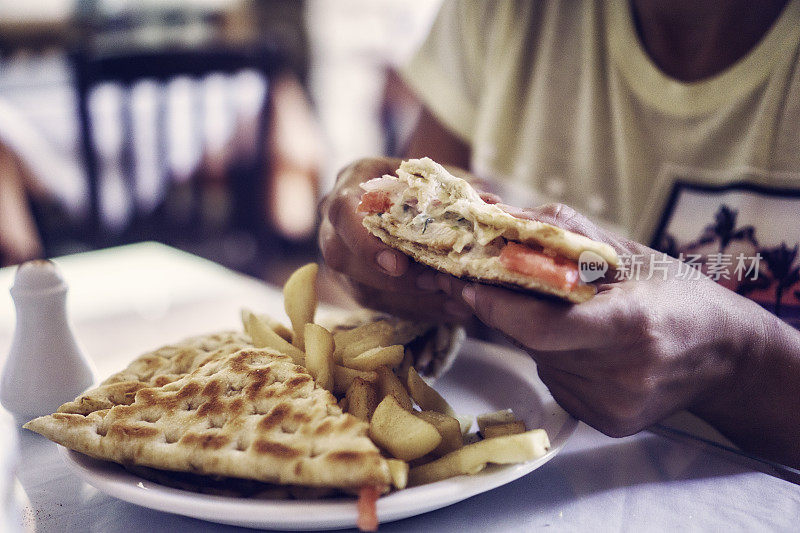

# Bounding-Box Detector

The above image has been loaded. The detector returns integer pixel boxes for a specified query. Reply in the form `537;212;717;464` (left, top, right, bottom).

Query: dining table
1;242;799;532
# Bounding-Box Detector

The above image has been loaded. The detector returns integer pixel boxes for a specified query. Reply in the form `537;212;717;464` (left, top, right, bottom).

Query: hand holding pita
319;157;472;321
443;204;774;440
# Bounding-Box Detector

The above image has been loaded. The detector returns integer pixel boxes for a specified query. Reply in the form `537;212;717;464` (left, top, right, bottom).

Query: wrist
688;295;768;416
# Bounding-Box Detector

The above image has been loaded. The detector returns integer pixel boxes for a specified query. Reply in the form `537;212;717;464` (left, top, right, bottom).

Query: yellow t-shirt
402;0;800;326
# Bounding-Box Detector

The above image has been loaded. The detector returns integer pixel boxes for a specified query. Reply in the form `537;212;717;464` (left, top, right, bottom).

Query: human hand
318;157;473;321
438;203;768;437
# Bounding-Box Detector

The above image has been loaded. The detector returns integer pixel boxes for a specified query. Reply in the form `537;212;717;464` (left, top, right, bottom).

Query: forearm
690;308;800;468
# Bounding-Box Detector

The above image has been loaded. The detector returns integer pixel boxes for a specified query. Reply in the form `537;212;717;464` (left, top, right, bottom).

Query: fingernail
462;285;476;308
444;299;471;318
376;250;399;275
416;271;437;291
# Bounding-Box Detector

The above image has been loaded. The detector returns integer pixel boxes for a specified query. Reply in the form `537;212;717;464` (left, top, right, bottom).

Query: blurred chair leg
0;144;44;265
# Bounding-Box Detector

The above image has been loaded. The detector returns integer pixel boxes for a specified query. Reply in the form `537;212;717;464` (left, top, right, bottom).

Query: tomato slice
356;485;380;531
499;243;581;292
357;191;393;214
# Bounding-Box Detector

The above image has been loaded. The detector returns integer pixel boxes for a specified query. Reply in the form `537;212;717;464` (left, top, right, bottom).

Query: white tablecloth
2;243;799;532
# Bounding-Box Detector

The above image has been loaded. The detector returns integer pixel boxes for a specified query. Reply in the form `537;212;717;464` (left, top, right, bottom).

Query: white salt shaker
0;260;95;420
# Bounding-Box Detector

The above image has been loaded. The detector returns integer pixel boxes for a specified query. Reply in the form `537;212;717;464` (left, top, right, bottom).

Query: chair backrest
71;45;284;249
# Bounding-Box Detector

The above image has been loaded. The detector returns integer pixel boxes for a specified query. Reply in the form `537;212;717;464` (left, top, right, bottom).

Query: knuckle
614;297;657;346
534;203;591;235
537;202;562;217
552;203;578;222
539;202;577;223
336;157;395;187
326;193;350;227
333;159;362;184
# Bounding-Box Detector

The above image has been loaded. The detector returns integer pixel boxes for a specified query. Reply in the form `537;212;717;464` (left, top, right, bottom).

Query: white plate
60;339;576;530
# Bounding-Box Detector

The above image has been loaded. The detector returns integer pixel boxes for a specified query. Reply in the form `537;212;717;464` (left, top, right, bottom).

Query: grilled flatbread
25;344;391;489
56;331;252;416
358;158;619;303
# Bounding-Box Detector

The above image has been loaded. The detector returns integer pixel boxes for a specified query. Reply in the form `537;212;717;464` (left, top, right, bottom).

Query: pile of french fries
242;263;551;490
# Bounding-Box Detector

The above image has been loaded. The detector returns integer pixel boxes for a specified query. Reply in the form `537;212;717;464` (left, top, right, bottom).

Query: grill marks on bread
25;334;391;489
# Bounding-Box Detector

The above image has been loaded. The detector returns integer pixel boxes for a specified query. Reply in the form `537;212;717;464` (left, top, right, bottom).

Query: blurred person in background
0;140;43;266
320;0;800;468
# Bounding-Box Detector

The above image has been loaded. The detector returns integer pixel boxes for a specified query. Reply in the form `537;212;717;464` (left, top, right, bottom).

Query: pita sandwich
358;158;619;303
25;334;391;489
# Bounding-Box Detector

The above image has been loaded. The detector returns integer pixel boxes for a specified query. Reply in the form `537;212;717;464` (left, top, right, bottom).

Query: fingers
497;202;641;254
458;282;621;351
347;280;472;322
320;156;407;278
536;364;592;422
321;163;456;295
527;347;622;374
537;361;654;438
497;203;604;240
333;156;401;190
320;215;430;297
328;193;409;276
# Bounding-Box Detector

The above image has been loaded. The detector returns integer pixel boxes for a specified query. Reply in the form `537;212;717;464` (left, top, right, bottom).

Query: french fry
476;409;516;434
455;414;473;435
369;396;441;461
345;377;379;421
387;459;409;490
415;411;463;456
242;309;294;343
483;420;527;439
343;345;405;371
334;321;396;362
406;367;455;417
408;429;550;486
333;320;392;348
246;312;305;364
375;366;412;411
395;348;414;382
304;324;334;392
283;263;319;350
333;366;378;396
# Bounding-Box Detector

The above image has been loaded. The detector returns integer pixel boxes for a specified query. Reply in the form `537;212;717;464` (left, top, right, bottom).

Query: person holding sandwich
319;0;800;469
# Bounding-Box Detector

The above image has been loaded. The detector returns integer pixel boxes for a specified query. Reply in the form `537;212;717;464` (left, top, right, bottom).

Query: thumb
497;202;606;241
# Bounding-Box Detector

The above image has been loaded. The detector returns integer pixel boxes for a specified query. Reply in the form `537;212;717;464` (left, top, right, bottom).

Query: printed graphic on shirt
651;176;800;329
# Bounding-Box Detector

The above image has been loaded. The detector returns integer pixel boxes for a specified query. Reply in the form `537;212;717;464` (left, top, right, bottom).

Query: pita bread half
25;347;391;489
56;331;252;416
360;158;618;302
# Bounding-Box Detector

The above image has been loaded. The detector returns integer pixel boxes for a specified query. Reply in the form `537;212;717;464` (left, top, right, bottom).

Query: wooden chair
71;45;285;271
